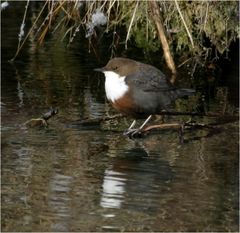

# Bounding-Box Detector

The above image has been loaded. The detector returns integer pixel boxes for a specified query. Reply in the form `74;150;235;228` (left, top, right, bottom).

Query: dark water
1;3;239;232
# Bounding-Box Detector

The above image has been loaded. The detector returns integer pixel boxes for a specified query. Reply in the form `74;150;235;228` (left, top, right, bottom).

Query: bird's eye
112;66;118;71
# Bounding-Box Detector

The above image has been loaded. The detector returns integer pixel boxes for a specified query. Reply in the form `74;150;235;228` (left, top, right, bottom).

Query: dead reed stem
148;1;177;83
174;0;194;49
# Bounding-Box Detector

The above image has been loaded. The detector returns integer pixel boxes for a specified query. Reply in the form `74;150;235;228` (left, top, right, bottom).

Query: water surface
1;3;239;232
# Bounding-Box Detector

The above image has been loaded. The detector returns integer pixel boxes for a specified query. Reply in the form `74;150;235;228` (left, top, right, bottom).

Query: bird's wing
125;64;175;92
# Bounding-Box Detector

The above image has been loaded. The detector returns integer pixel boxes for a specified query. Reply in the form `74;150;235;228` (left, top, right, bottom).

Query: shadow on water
1;2;239;232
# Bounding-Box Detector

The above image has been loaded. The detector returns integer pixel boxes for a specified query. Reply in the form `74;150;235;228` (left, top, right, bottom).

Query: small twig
174;0;194;49
141;115;238;134
125;0;139;49
142;121;214;134
18;0;30;43
203;2;209;31
11;0;30;61
155;111;226;118
106;0;117;14
177;57;192;68
143;123;182;132
140;121;217;143
10;1;48;61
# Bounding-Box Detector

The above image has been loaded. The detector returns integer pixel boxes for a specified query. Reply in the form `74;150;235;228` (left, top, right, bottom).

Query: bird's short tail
176;88;195;98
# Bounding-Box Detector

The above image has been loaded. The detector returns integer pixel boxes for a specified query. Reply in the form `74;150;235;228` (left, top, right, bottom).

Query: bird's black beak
94;67;104;72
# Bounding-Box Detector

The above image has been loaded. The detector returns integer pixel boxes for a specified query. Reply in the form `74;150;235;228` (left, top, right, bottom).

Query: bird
94;57;195;137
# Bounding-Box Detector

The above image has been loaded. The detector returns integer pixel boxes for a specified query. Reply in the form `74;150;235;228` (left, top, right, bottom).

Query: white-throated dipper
95;57;195;137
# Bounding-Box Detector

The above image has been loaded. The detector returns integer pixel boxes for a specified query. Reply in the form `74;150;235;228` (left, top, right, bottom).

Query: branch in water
77;110;236;126
24;107;58;128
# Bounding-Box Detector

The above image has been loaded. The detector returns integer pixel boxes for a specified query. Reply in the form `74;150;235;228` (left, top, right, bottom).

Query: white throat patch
103;71;129;102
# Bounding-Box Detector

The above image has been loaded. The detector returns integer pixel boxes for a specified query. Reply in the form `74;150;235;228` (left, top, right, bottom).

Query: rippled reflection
100;169;126;209
100;147;174;217
48;174;73;231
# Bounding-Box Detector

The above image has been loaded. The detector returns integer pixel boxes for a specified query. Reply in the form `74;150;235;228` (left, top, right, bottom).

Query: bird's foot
123;128;144;138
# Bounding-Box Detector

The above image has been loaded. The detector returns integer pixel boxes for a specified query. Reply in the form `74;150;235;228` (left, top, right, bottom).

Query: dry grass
11;0;239;72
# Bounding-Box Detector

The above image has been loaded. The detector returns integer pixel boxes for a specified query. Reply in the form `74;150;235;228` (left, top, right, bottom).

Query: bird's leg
123;120;137;135
124;115;152;138
128;120;137;130
139;115;152;130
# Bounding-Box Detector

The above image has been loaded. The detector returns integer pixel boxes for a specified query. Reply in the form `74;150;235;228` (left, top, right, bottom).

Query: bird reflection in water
100;147;148;209
100;169;126;209
100;147;173;211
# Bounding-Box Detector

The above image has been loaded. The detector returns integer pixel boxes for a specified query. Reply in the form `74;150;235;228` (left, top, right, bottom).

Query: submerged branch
23;107;58;128
77;114;123;126
77;111;237;126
